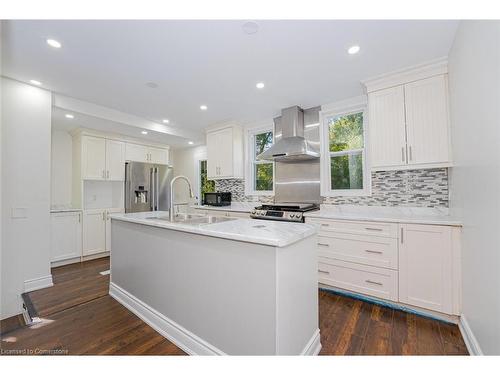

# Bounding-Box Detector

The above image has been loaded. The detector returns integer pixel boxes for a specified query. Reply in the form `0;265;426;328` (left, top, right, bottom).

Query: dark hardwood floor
0;257;467;355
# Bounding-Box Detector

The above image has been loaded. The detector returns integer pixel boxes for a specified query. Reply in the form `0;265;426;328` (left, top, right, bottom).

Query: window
321;107;370;196
199;159;215;201
246;128;274;195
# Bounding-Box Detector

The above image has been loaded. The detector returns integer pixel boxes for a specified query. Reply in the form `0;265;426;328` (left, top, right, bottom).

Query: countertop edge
110;215;317;247
304;212;462;226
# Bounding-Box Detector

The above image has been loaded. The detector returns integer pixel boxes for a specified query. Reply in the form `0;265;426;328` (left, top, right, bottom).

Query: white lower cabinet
318;258;398;301
83;210;107;256
50;211;82;262
399;224;459;315
307;217;461;316
83;208;123;257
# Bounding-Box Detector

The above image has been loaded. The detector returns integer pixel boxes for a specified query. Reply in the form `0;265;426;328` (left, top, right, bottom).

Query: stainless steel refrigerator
124;162;174;213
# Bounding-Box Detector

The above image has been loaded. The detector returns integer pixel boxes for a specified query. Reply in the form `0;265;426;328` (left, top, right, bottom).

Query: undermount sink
146;213;236;225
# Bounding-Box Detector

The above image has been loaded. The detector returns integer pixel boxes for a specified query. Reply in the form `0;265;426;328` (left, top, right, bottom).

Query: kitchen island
109;211;320;355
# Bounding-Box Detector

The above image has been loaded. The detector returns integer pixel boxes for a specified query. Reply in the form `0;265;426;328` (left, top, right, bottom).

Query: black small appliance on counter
202;192;232;206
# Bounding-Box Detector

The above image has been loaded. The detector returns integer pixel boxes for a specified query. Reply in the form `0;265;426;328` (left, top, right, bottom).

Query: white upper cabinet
105;139;126;180
369;86;407;168
82;136;106;180
148;146;169;165
125;143;149;163
404;75;451;165
206;125;243;179
125;143;169;165
365;60;451;170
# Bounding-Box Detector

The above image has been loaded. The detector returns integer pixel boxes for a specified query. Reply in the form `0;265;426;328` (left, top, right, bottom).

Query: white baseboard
110;282;321;355
109;282;225;355
458;315;483;355
23;274;53;293
301;329;322;355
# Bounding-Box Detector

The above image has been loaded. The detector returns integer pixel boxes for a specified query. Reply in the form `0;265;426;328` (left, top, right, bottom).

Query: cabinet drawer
318;258;398;302
317;233;398;270
308;218;398;238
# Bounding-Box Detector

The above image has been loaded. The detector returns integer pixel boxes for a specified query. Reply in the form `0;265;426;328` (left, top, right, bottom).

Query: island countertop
110;211;317;247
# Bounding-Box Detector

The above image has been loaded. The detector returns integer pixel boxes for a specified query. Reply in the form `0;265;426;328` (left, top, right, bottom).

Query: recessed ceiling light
242;21;259;35
162;119;170;124
200;105;208;111
141;131;148;135
46;39;62;48
29;79;42;86
256;82;265;89
65;114;74;119
188;141;194;145
348;45;360;55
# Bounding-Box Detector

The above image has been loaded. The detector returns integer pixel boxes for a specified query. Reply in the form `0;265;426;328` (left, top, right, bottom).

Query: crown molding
362;57;448;93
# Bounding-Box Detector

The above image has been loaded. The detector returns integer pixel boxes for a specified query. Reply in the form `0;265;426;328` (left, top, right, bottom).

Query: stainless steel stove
250;203;319;223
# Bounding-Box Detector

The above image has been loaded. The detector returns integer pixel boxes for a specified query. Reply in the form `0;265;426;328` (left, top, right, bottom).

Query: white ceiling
2;20;459;138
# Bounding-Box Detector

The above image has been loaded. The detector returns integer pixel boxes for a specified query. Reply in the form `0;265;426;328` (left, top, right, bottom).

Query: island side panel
275;235;320;355
110;220;277;355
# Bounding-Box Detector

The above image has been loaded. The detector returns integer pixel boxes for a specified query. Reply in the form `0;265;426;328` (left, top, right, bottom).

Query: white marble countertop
191;202;257;213
110;211;317;247
304;205;462;226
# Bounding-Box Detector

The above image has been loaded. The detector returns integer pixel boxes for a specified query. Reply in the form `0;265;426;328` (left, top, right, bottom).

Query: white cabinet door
105;208;124;252
399;224;454;314
50;212;82;262
206;131;219;179
217;127;234;177
404;75;450;165
83;210;106;256
82;136;106;180
368;86;407;168
106;139;126;180
125;143;148;163
148;146;169;165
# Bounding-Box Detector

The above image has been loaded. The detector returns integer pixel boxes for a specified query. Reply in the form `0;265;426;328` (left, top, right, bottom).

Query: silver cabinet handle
400;227;404;244
106;211;110;221
102;170;105;178
318;270;330;274
409;146;413;161
317;243;330;247
78;213;81;223
365;249;383;254
106;170;109;179
365;279;383;286
365;227;383;231
401;146;405;162
320;223;330;227
102;212;105;221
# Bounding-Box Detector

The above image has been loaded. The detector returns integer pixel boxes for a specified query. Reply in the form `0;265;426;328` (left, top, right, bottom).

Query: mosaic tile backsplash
213;168;449;208
323;168;449;207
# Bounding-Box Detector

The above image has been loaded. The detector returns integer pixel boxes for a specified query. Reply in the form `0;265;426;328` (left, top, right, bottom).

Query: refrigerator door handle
155;167;160;211
149;167;154;211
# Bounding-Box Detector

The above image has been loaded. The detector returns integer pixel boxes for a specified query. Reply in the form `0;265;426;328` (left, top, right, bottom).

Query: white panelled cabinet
365;61;452;170
399;224;460;315
125;143;169;164
50;211;82;262
81;136;125;181
206;124;244;180
83;209;107;256
307;216;461;317
83;208;123;256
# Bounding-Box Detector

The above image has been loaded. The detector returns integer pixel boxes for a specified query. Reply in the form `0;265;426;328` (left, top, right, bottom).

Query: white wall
51;130;73;207
448;21;500;355
170;145;207;206
1;78;53;319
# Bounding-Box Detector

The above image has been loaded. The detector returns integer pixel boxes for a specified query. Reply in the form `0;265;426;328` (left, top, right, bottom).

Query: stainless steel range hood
257;106;320;162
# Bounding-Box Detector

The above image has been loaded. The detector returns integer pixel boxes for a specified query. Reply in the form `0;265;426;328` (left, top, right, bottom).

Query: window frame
320;104;371;197
245;125;275;196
